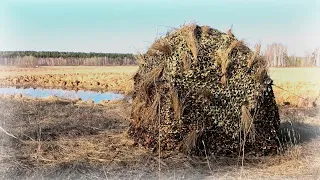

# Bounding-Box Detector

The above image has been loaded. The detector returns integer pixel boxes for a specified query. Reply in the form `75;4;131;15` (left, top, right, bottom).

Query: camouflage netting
128;24;280;156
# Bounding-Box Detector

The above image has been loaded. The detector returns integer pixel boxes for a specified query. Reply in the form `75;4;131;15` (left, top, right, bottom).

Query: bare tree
304;51;315;67
314;48;320;67
264;43;288;67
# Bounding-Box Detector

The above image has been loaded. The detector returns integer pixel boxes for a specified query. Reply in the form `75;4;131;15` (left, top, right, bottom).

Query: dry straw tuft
248;43;261;68
254;57;269;83
226;28;234;37
148;39;172;56
181;52;191;72
241;104;256;142
140;65;164;102
180;24;199;62
170;87;183;120
131;101;146;123
142;65;164;90
255;66;268;84
219;40;244;85
201;25;212;35
135;54;146;65
179;129;202;154
131;65;164;125
143;92;161;124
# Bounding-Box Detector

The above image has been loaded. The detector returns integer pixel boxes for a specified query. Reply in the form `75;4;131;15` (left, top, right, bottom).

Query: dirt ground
0;66;320;179
0;95;319;180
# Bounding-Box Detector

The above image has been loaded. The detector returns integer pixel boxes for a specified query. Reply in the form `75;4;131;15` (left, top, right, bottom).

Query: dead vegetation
180;23;199;62
170;86;184;121
148;39;172;56
0;72;133;94
240;103;256;142
217;40;244;85
0;96;319;179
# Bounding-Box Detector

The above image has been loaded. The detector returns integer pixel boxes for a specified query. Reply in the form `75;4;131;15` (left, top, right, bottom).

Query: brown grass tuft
132;65;164;124
181;52;191;72
179;129;202;154
143;92;161;124
201;25;212;35
144;65;164;85
248;43;261;68
241;104;256;142
226;28;234;37
131;100;146;122
148;39;172;56
180;24;199;62
219;40;244;85
255;66;268;84
139;65;164;100
170;87;184;120
254;57;269;83
135;54;146;65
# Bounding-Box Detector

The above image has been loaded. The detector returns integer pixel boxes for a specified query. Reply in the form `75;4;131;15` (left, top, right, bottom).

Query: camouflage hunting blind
129;24;280;156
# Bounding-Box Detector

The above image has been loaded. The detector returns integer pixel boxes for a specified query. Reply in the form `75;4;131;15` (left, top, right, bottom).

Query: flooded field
0;66;319;106
0;66;137;94
0;87;123;103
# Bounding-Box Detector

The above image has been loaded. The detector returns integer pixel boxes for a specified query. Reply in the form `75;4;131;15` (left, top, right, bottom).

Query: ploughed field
0;66;320;179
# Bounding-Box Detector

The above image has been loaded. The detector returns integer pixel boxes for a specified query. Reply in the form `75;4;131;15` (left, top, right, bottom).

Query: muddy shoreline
0;72;134;94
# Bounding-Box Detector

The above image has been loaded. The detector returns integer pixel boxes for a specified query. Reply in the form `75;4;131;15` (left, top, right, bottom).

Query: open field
0;66;319;106
0;66;138;94
269;68;320;107
0;66;320;179
0;66;138;77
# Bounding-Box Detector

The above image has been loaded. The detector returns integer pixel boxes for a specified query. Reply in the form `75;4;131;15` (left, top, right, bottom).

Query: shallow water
0;87;123;103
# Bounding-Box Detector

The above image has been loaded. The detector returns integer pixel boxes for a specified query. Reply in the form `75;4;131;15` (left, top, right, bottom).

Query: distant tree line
263;43;320;67
0;51;136;66
0;51;134;59
1;47;320;67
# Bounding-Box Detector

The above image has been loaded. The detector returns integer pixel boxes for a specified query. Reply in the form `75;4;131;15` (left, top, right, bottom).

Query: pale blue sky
0;0;319;56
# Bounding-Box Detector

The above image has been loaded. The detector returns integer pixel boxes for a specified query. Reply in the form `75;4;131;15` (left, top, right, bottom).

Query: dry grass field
0;66;138;77
0;66;138;94
0;66;319;106
0;66;319;179
269;68;320;107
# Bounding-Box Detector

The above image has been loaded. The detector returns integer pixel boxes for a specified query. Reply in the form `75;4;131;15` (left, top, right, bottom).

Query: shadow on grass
278;122;320;146
278;107;320;149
